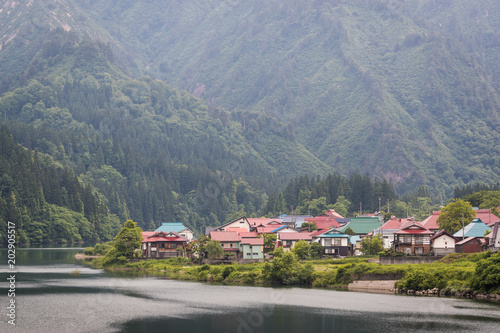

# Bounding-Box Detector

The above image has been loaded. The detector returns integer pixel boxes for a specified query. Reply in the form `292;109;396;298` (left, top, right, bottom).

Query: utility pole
359;202;362;216
462;213;465;240
387;199;390;214
379;197;381;213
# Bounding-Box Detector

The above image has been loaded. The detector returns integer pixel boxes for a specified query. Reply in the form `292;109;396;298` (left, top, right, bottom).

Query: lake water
0;248;499;333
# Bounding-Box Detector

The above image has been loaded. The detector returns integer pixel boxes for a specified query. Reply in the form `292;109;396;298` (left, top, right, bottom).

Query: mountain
0;0;333;243
75;0;500;194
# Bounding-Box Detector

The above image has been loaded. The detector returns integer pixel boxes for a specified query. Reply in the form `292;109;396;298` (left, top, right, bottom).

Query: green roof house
339;216;382;236
155;222;194;242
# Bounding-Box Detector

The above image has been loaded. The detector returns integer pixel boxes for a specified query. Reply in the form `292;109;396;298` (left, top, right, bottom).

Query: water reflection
0;248;499;333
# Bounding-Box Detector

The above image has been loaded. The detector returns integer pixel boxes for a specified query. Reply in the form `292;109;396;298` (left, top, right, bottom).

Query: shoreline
74;253;104;259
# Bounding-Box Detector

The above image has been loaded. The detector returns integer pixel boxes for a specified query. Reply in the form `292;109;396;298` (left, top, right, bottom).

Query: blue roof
350;235;361;243
453;218;491;238
272;225;287;232
318;229;349;238
155;222;189;233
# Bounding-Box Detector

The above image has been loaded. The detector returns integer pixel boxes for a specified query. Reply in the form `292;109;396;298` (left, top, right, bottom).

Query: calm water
1;248;499;333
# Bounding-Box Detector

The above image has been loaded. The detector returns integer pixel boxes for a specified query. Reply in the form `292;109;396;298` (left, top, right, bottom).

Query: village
140;208;500;261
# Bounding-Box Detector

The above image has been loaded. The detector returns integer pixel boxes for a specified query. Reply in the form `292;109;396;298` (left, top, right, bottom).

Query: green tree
361;235;384;255
206;240;224;259
293;240;310;260
262;247;313;285
261;233;277;254
436;199;476;234
332;196;351;217
101;219;142;266
471;252;500;292
309;242;324;259
301;222;317;231
344;227;356;236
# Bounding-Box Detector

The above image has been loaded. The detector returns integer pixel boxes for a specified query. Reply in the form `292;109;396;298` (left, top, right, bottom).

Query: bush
471;251;500;292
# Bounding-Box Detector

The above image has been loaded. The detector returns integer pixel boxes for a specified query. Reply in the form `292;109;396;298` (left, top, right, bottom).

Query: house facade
430;230;457;256
142;231;189;259
317;229;350;256
209;231;242;258
240;238;264;260
488;222;500;252
155;222;194;242
278;232;312;252
393;223;433;255
455;237;483;253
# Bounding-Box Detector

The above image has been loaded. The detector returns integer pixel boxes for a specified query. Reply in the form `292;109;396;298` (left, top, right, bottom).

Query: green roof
155;222;189;233
340;217;382;234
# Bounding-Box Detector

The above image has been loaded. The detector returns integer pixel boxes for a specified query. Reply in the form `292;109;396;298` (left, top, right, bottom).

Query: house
455;237;484;253
350;235;362;255
453;218;491;241
430;230;457;256
155;222;194;242
339;216;382;237
142;231;189;259
278;232;313;251
211;217;251;233
209;231;242;258
304;210;342;230
254;221;285;234
393;223;433;255
316;229;351;257
372;216;402;249
487;221;500;252
240;237;264;260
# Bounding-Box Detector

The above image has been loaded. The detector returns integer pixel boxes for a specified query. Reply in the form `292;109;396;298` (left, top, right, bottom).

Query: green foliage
101;220;142;266
260;233;277;254
361;235;384;255
206;240;224;259
471;252;500;293
262;251;314;285
309;242;324;259
343;227;356;236
437;199;476;234
293;240;310;260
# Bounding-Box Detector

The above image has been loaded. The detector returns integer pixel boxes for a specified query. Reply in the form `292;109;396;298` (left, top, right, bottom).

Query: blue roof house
453;218;491;240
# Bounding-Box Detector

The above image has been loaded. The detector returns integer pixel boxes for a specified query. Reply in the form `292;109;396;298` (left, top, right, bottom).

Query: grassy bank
84;251;500;297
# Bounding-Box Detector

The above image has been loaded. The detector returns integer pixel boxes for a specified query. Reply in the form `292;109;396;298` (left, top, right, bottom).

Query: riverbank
78;251;500;301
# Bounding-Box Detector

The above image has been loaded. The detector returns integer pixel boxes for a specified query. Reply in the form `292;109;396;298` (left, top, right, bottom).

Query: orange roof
304;216;340;229
421;211;441;230
379;218;402;230
279;233;313;241
226;227;249;234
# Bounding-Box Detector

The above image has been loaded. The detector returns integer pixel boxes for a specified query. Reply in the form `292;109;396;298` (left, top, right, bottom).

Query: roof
339;217;382;234
430;230;457;242
456;237;482;246
279;233;313;241
304;216;340;229
155;222;190;233
475;209;500;226
142;231;188;243
240;238;264;246
256;225;285;233
395;223;433;235
247;218;282;226
239;232;259;238
379;218;403;230
318;229;349;238
209;231;241;242
453;218;492;238
279;215;312;224
350;235;361;244
226;227;249;234
421;211;441;230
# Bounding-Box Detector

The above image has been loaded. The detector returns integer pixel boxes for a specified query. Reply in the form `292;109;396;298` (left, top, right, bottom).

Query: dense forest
0;1;499;245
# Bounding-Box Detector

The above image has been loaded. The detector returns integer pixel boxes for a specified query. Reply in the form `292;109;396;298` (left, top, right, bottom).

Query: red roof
240;237;264;245
209;231;241;242
395;223;433;235
475;209;500;226
141;231;188;243
430;230;457;242
239;231;259;238
421;211;441;230
227;227;249;234
304;216;340;229
379;218;402;230
279;233;313;241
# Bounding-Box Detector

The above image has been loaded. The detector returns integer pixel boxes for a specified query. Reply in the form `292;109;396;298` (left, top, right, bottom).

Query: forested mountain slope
76;0;500;193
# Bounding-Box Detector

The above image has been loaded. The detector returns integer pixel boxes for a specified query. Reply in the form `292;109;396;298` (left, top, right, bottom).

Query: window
230;243;233;248
252;253;258;256
247;253;251;256
221;243;224;248
324;238;332;246
333;238;342;246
